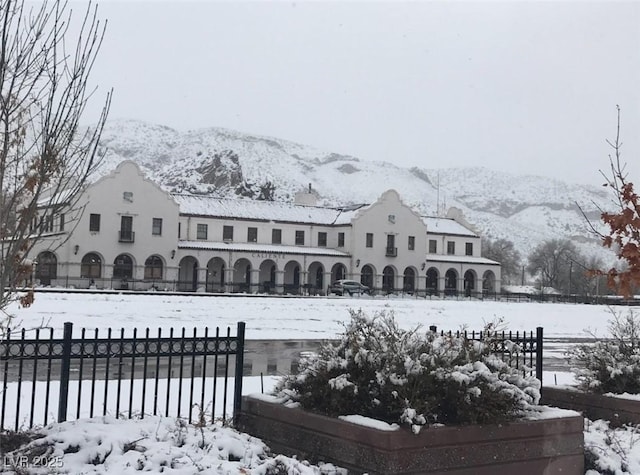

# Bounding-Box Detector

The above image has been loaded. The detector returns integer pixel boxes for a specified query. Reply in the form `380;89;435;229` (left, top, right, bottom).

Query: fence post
58;322;73;422
233;321;246;423
535;327;543;387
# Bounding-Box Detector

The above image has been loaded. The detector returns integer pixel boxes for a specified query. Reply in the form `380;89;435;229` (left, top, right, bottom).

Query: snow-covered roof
502;285;561;295
37;188;75;208
179;240;351;257
172;194;364;225
426;254;500;266
422;217;478;237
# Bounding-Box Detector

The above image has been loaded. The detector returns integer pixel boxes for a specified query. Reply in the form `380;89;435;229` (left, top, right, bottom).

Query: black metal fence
429;326;543;386
0;322;245;432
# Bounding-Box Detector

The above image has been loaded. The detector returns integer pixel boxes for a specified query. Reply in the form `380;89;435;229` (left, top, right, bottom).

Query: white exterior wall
425;232;501;294
179;217;351;250
427;233;482;258
31;161;180;288
26;161;500;296
350;190;428;291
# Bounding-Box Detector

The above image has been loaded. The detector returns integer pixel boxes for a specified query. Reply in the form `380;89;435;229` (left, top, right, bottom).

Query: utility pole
568;261;573;296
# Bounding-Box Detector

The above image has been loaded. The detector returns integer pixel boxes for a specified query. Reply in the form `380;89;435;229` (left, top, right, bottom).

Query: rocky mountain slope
95;119;614;263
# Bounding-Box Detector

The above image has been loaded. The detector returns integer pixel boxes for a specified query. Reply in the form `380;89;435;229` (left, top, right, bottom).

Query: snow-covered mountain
95;119;614;262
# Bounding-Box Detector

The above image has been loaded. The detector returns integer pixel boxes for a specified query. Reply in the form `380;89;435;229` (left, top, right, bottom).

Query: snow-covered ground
1;292;638;474
4;290;617;339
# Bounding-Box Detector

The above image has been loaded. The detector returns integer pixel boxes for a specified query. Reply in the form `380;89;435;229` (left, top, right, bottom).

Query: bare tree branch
593;106;640;298
0;0;111;322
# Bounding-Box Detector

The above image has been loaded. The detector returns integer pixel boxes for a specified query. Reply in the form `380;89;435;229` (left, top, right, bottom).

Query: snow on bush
584;418;640;474
568;309;640;394
275;309;541;429
0;416;346;474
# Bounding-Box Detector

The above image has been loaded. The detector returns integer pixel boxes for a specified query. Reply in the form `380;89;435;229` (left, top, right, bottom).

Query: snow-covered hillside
95;119;614;261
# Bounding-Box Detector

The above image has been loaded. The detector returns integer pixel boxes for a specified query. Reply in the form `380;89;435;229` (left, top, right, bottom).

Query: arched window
360;265;374;289
81;253;102;278
403;268;415;292
483;270;496;293
144;255;163;279
36;251;57;285
445;269;458;296
464;270;476;297
331;263;347;282
293;265;300;286
382;266;395;292
315;267;323;289
426;268;439;294
113;254;133;279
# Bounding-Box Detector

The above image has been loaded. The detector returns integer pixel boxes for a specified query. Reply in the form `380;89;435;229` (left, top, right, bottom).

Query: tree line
482;237;608;296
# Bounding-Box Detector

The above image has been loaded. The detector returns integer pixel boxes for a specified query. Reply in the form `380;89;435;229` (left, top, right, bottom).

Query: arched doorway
308;261;324;294
483;270;496;294
360;264;375;290
144;255;163;280
259;260;277;293
80;253;102;280
178;256;199;291
331;263;347;284
382;266;395;293
284;260;302;294
403;267;416;293
463;270;476;297
233;258;252;293
113;254;134;289
426;267;439;295
113;254;134;279
444;269;458;296
206;257;226;292
36;251;57;286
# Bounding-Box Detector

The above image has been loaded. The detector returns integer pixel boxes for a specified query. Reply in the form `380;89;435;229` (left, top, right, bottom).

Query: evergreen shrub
568;310;640;394
275;310;541;431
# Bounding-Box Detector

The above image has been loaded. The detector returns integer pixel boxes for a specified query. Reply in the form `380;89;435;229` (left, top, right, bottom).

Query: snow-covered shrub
584;418;640;474
275;309;541;429
568;310;640;394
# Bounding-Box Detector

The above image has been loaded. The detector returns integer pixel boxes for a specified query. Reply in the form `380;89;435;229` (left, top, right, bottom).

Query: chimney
294;184;318;206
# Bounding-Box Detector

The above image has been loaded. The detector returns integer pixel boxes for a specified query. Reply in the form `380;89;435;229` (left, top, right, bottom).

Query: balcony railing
119;230;135;243
385;247;397;257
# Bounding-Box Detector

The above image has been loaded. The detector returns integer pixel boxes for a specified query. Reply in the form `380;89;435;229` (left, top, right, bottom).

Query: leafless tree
0;0;111;324
526;239;586;293
596;106;640;298
481;238;521;284
577;106;640;298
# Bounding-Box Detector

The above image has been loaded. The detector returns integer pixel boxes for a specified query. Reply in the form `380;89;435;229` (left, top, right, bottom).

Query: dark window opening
89;213;100;232
366;233;373;248
152;218;163;236
318;232;327;247
447;241;455;255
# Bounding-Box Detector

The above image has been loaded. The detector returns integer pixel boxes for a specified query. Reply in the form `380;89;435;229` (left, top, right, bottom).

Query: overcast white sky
82;1;640;186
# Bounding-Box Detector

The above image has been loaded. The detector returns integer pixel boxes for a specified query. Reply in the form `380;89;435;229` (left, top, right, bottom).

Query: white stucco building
29;161;501;296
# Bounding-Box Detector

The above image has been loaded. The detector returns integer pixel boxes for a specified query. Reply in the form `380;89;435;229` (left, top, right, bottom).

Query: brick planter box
542;386;640;427
237;395;584;475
